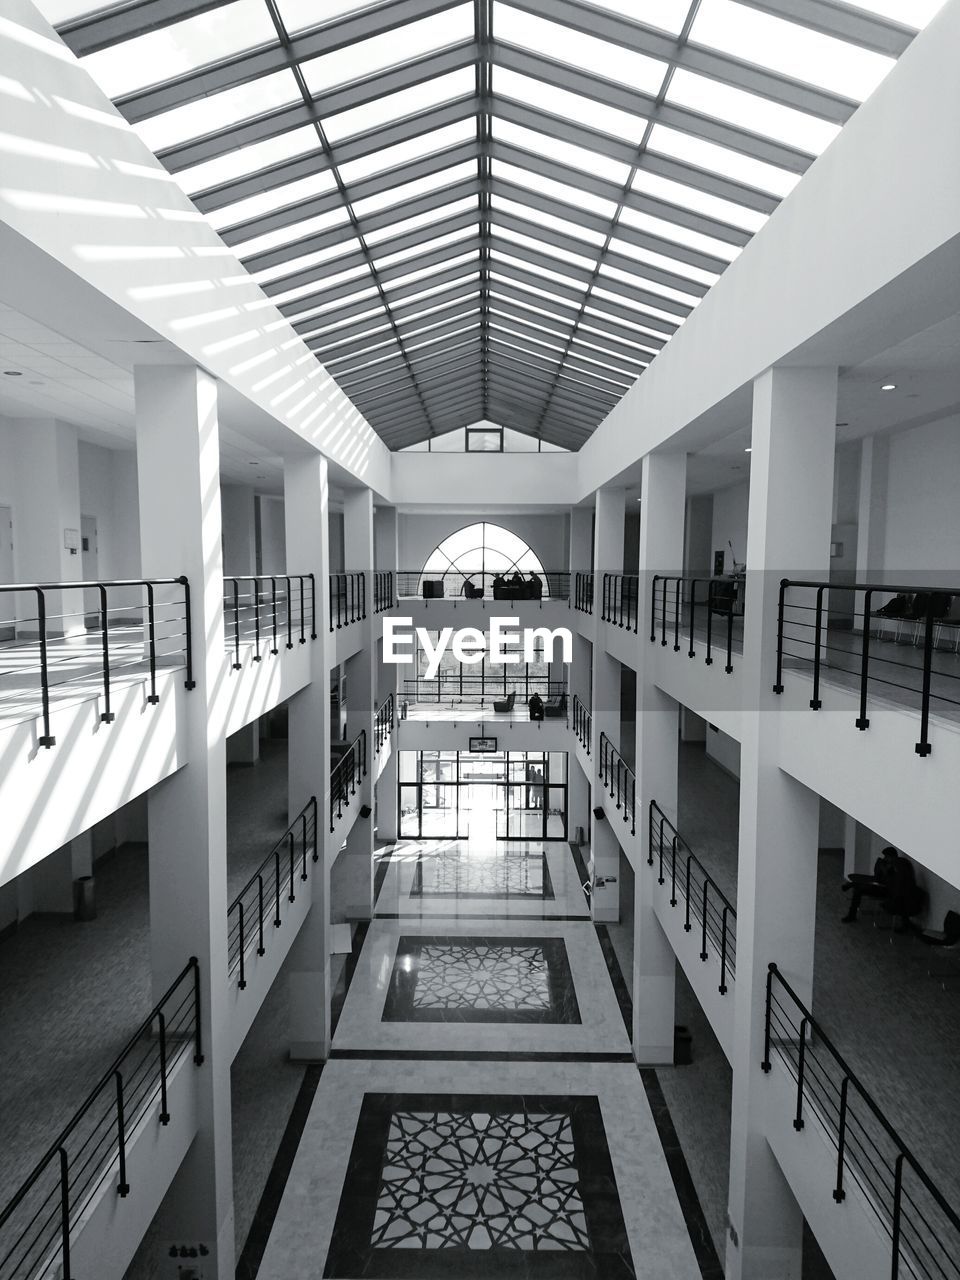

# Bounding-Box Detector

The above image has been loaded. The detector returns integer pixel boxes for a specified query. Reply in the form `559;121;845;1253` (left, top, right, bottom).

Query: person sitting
842;847;922;929
528;692;544;721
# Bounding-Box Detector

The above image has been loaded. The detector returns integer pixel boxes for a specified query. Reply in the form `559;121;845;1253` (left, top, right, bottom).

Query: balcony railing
764;964;960;1280
227;798;318;989
0;577;193;747
331;729;367;832
598;732;636;835
574;571;594;615
0;957;201;1280
649;801;736;993
396;569;570;602
572;695;592;753
375;693;394;753
774;579;960;757
400;674;566;706
650;575;739;673
373;571;395;613
601;573;639;632
329;572;366;631
223;574;316;669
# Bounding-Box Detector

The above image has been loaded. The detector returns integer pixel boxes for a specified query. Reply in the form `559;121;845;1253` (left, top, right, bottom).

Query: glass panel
320;67;476;142
598;260;700;306
338;119;476;183
232;205;350;258
490;248;587;293
666;70;842;154
80;0;277;100
174;126;320;197
270;262;371;308
35;0;123;23
373;226;475;271
494;3;669;94
206;168;337;230
491;193;606;246
691;0;894;101
490;302;570;340
587;0;691;33
287;282;379;324
495;225;596;271
648;123;801;197
277;0;384;34
631;168;767;233
830;0;945;29
492;67;647;145
365;196;478;246
351;161;476;217
490;320;564;354
608;236;719;286
490;271;580;310
382;249;479;292
618;203;740;260
592;284;685;326
251;236;363;285
135;70;301;153
303;5;474;94
492;119;631;186
492;159;617;219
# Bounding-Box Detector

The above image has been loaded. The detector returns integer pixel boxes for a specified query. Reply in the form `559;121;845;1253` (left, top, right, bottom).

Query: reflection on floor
411;848;554;899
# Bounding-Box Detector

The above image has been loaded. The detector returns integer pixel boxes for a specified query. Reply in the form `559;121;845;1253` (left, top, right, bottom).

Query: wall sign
469;736;498;753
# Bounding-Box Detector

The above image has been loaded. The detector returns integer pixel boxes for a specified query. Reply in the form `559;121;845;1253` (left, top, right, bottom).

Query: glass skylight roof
39;0;939;448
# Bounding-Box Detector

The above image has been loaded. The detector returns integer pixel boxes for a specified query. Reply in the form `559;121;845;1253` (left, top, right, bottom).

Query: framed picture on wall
469;736;498;752
713;550;725;576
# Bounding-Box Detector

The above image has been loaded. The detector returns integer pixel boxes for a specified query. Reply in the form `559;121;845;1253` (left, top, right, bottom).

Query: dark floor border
235;1063;323;1280
594;924;633;1039
372;912;589;922
329;1049;636;1062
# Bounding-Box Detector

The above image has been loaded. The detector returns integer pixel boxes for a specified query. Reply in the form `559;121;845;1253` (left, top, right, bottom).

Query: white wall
256;496;286;574
78;441;141;583
881;413;960;573
398;513;570;576
711;482;750;575
706;722;741;776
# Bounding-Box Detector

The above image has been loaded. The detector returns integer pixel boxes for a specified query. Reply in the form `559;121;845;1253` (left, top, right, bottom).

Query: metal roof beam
296;263;479;334
58;0;231;56
488;286;661;356
737;0;913;57
309;279;479;351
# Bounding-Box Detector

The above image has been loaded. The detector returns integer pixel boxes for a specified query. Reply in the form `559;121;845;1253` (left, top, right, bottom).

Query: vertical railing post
670;837;678;907
311;796;319;860
684;855;693;931
285;577;294;648
773;579;787;693
719;907;729;994
700;880;709;960
300;809;309;880
288;830;296;901
257;875;265;954
661;577;668;646
647;802;655;867
856;587;874;730
705;580;715;665
98;584;115;723
115;1071;130;1196
650;575;659;642
725;596;734;673
158;1009;170;1124
231;579;241;670
270;577;279;654
252;580;262;661
629;775;635;835
145;583;159;704
688;580;698;658
833;1076;849;1202
890;1153;905;1280
309;572;317;639
793;1016;808;1130
191;956;203;1064
762;964;775;1071
298;576;306;643
915;593;935;757
58;1147;71;1280
237;903;246;990
180;576;196;690
810;585;826;710
329;575;335;633
674;578;681;651
273;850;282;925
36;587;56;746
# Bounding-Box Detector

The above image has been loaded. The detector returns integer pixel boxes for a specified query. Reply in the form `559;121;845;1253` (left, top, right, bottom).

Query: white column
634;450;686;1063
854;434;889;631
336;489;376;921
590;487;625;923
374;506;399;843
134;365;234;1278
220;484;257;576
726;366;838;1280
284;454;332;1059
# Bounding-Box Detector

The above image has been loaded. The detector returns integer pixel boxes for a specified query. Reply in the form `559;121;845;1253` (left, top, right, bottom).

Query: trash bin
73;875;96;922
575;825;585;847
399;700;408;720
674;1024;693;1066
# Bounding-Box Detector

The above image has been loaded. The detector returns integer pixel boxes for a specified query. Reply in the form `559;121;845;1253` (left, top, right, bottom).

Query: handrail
764;963;960;1278
373;571;395;613
330;729;367;832
395;569;570;602
375;693;394;753
223;573;316;667
601;572;639;632
649;574;738;672
0;957;201;1280
572;694;592;754
226;798;318;989
0;576;193;746
329;571;367;631
400;673;566;704
598;732;636;835
648;800;736;992
774;578;960;757
574;571;594;615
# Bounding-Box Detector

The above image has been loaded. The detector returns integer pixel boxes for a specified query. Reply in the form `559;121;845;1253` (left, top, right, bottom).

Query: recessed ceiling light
3;370;22;376
881;383;896;391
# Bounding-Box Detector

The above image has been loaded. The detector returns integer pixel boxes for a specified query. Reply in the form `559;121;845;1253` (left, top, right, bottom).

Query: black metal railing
375;693;394;753
329;572;366;630
650;575;739;673
774;579;960;758
223;574;316;669
374;571;395;613
400;673;566;706
764;964;960;1279
331;729;367;832
572;694;592;753
0;578;193;747
574;571;594;615
601;573;639;632
396;569;570;602
0;957;201;1280
598;732;636;835
227;798;318;989
649;801;736;992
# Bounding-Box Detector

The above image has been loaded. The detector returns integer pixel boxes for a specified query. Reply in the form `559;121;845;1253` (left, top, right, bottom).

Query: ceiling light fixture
3;370;22;376
881;383;896;391
744;447;752;453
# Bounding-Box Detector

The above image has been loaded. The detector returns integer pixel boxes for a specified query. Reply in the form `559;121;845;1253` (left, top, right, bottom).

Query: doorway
81;515;98;627
0;507;13;640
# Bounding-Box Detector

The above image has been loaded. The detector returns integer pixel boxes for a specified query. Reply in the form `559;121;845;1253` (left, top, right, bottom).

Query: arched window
419;522;549;598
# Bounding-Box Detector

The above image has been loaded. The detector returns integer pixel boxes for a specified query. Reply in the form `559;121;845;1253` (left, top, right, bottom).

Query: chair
493;690;516;713
544;693;567;718
921;909;960;947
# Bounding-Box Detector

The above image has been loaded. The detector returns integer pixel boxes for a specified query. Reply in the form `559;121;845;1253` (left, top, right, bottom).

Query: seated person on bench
528;692;544;721
842;847;922;930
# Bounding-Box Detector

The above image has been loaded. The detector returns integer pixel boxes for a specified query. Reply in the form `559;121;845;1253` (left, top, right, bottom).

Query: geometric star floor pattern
256;837;712;1279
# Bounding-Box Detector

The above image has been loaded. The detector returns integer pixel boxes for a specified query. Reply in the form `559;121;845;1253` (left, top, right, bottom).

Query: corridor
254;838;714;1279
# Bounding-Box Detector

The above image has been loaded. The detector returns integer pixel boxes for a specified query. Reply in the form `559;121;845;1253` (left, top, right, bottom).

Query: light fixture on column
593;806;605;821
359;804;372;819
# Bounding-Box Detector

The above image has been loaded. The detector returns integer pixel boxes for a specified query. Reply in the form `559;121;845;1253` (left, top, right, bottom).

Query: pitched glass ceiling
40;0;944;450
